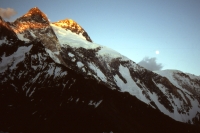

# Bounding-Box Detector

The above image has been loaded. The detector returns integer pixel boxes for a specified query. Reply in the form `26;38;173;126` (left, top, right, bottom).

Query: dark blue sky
1;0;200;75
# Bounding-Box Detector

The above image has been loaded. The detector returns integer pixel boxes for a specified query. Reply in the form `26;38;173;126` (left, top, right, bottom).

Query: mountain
154;69;200;124
154;70;200;99
0;7;200;132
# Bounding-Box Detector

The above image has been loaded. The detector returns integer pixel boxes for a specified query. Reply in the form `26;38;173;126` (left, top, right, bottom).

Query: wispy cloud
138;57;163;71
0;8;17;19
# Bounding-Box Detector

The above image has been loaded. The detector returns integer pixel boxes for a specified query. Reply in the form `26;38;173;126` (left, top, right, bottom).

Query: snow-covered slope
50;24;200;124
154;70;200;123
1;7;200;125
50;23;148;101
154;70;200;96
53;19;92;42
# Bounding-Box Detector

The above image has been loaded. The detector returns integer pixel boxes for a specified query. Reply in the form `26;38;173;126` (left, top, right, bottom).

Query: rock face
14;7;49;24
9;7;60;53
0;7;200;132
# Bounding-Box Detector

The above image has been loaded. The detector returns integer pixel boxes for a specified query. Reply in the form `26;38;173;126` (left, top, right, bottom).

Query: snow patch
0;45;33;73
177;90;188;104
47;65;54;75
82;67;86;72
0;37;8;45
71;58;76;62
88;100;103;108
29;88;36;97
77;61;84;68
68;52;74;57
95;100;103;108
114;64;149;104
88;62;107;82
76;98;79;103
29;31;36;38
45;48;60;64
16;33;30;42
32;111;37;115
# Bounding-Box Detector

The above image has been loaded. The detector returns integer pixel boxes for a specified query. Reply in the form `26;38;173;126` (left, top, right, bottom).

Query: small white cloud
0;7;17;19
138;57;163;71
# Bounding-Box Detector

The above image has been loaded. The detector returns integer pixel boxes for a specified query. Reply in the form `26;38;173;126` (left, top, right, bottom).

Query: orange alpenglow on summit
11;7;49;33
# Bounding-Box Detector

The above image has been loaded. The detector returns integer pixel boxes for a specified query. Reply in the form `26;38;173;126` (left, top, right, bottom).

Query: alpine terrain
0;7;200;133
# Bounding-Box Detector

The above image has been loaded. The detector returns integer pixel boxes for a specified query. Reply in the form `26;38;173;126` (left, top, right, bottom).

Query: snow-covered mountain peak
7;7;60;56
50;23;130;63
53;19;92;42
15;7;49;24
10;7;50;34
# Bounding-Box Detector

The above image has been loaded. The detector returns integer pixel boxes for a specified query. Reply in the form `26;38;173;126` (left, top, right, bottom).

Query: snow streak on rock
0;45;32;73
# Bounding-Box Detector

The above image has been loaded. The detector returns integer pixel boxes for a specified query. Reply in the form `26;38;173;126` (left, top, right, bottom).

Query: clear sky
1;0;200;75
